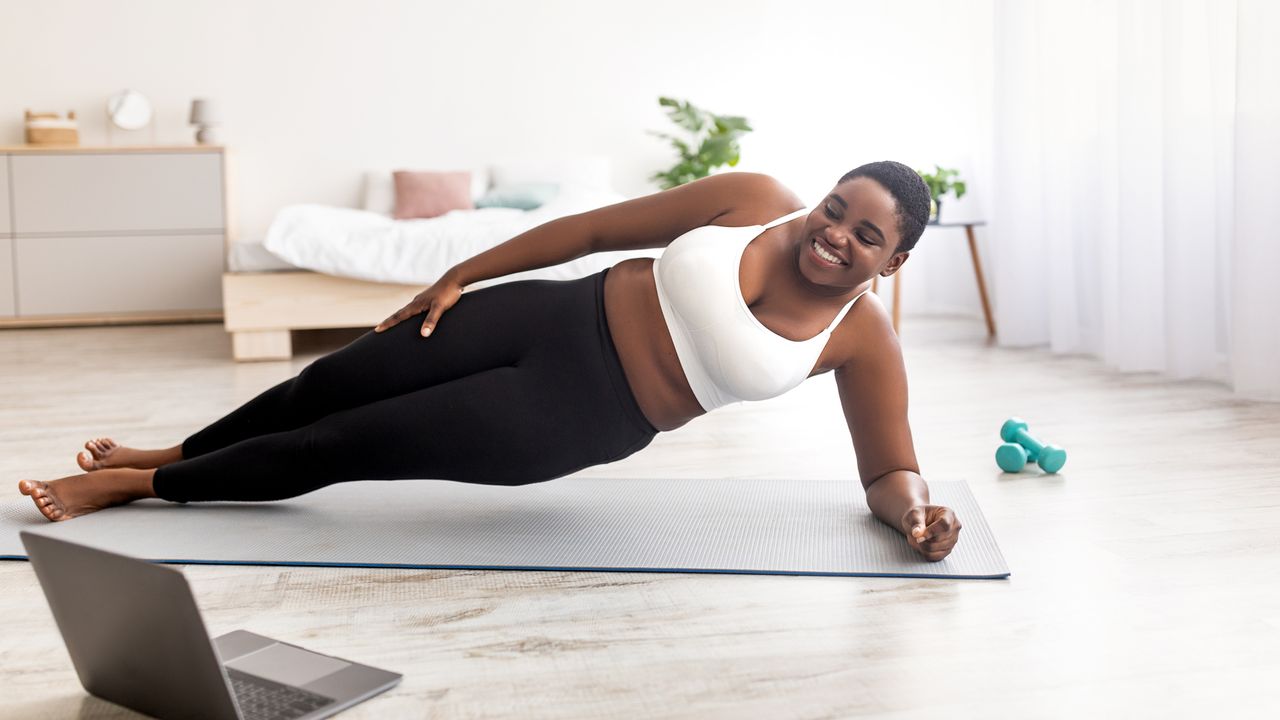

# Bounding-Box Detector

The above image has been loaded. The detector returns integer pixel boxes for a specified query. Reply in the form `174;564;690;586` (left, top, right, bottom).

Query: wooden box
24;109;80;146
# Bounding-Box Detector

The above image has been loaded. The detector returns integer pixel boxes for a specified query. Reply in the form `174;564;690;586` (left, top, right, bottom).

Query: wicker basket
24;109;80;145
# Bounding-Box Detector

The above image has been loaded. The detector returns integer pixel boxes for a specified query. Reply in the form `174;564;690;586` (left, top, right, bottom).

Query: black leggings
151;268;659;503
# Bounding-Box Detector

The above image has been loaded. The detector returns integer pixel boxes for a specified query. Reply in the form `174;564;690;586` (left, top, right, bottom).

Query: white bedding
261;184;659;290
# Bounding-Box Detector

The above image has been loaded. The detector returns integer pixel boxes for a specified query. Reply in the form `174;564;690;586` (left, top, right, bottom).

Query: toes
77;451;96;471
82;438;118;467
19;480;63;522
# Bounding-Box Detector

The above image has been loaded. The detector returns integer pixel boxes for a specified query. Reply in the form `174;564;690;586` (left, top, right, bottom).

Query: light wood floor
2;315;1278;718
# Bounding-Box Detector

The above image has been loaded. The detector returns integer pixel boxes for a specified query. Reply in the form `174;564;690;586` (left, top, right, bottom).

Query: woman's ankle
155;445;184;467
108;467;161;500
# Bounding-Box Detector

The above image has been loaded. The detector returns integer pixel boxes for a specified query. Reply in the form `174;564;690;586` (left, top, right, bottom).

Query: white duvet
262;184;660;290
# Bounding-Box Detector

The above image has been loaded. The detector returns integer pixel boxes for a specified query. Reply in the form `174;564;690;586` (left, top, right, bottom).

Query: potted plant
648;97;752;189
916;165;967;224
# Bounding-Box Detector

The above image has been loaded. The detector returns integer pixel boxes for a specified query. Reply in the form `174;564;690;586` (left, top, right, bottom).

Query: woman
18;160;962;562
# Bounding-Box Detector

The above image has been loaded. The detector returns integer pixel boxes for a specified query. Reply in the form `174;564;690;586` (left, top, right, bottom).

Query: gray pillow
474;182;560;210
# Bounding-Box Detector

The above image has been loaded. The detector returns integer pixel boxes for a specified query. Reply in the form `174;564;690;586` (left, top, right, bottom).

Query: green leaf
699;135;734;165
649;96;753;186
666;98;707;134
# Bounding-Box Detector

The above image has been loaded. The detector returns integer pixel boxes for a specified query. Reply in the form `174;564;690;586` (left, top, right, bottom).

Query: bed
222;158;657;361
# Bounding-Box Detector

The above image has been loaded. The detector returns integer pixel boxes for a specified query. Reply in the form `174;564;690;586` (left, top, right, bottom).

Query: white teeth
812;239;844;265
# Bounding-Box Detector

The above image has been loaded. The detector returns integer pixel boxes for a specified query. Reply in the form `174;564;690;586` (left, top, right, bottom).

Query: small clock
106;89;153;131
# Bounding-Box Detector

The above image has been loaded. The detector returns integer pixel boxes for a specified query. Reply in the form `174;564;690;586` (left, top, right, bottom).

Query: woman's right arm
375;171;789;336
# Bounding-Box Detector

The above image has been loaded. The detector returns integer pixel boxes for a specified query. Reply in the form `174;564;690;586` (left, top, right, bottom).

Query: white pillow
490;154;612;192
263;185;648;287
361;167;490;215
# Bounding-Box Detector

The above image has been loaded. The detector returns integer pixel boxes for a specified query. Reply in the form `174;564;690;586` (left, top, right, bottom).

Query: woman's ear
879;251;910;277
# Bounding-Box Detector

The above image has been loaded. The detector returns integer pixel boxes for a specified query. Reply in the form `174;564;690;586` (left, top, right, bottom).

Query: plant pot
928;198;942;224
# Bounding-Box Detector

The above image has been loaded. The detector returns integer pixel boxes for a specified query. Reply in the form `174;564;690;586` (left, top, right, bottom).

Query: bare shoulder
714;172;806;226
730;171;805;207
831;288;902;372
585;171;806;253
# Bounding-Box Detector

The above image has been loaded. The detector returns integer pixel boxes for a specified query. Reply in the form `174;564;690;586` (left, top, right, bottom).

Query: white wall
0;0;993;318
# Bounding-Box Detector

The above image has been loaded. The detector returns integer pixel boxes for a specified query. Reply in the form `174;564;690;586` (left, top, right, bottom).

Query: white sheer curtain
989;0;1280;401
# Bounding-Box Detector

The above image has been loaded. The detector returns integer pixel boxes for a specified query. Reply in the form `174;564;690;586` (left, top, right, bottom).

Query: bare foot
77;438;178;471
18;469;156;522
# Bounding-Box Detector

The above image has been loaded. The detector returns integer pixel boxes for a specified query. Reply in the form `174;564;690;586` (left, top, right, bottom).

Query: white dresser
0;145;231;326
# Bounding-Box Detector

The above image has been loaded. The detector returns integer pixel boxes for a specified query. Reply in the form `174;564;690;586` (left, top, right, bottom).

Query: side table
870;220;995;338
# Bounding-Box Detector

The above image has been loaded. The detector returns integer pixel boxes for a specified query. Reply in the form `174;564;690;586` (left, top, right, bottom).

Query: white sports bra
652;208;870;412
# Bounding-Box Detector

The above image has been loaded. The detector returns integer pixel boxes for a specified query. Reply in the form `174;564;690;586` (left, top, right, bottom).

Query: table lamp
189;98;221;145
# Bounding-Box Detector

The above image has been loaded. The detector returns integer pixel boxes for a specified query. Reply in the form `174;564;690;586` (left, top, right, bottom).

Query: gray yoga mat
1;478;1009;579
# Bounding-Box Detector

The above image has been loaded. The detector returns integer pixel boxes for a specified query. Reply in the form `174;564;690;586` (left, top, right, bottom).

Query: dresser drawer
0;236;14;316
15;234;223;316
11;153;224;235
0;155;11;236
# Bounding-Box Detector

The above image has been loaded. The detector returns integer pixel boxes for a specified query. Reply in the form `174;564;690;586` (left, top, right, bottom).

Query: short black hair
838;161;930;254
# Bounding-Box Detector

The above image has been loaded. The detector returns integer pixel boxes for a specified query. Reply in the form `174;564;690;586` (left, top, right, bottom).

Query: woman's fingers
374;310;404;333
899;504;963;561
903;507;928;539
375;281;459;336
920;514;959;544
420;290;461;337
419;300;438;337
914;514;962;561
375;304;416;333
916;531;957;552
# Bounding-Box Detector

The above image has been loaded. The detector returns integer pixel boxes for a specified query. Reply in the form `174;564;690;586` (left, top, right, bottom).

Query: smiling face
792;176;911;293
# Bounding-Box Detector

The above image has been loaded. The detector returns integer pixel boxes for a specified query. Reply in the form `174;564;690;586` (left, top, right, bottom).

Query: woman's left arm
833;322;962;562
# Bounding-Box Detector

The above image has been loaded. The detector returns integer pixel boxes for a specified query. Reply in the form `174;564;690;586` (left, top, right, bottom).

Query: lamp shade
188;98;221;125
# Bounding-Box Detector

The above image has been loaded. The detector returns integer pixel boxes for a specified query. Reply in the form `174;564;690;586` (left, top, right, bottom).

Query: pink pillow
391;170;474;219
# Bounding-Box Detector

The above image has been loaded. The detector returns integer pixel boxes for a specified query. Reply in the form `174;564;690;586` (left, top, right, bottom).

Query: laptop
20;531;402;720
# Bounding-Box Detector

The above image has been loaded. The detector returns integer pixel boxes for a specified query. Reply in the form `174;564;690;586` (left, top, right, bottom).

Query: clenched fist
901;504;962;562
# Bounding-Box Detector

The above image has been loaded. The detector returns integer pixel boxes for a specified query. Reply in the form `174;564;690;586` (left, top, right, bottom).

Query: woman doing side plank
18;161;962;561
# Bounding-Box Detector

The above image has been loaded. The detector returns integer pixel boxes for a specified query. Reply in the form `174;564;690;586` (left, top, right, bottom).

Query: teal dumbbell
995;417;1067;473
995;443;1037;472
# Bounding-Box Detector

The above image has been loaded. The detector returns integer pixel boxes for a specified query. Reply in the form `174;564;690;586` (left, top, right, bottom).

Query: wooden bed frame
222;271;422;361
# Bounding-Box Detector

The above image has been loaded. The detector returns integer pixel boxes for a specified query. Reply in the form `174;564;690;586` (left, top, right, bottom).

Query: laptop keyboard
227;668;335;720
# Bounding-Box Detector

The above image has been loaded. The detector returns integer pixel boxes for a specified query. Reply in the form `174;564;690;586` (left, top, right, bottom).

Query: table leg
892;269;901;334
871;274;900;335
965;224;996;337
